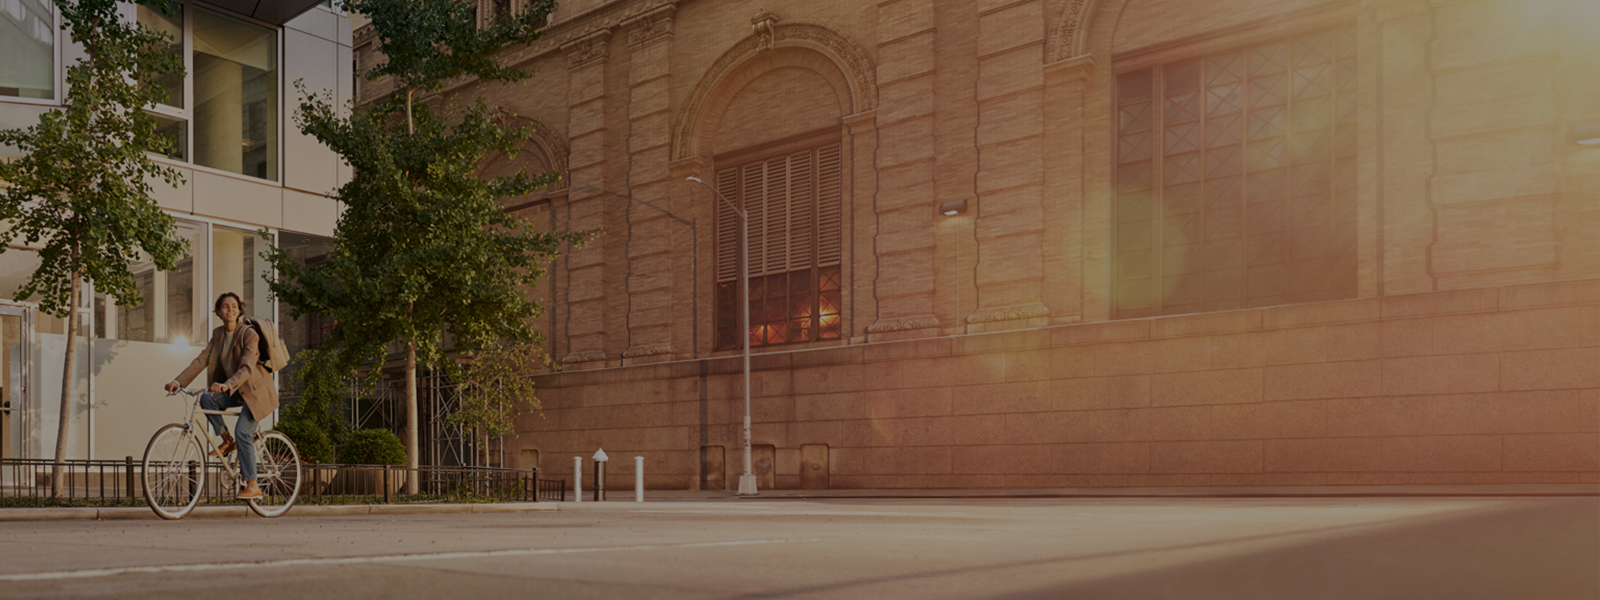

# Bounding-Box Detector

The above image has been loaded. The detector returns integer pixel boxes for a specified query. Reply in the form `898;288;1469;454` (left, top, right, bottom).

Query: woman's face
217;297;241;324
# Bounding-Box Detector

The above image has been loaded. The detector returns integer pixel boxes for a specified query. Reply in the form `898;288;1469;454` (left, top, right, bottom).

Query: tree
266;0;586;494
0;0;187;497
451;340;547;466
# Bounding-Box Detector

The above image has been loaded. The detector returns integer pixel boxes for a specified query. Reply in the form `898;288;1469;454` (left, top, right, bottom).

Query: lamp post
685;175;757;495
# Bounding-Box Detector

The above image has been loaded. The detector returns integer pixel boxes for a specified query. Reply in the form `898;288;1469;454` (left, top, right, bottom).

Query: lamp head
686;175;705;184
1571;123;1600;147
939;198;969;216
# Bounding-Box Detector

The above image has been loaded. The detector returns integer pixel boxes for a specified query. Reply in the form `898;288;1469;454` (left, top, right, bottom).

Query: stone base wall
523;279;1599;490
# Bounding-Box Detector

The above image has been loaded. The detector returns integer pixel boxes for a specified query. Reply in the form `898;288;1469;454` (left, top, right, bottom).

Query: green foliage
451;341;547;444
274;419;334;464
339;429;407;465
279;348;351;442
345;0;554;96
0;0;189;317
265;0;589;428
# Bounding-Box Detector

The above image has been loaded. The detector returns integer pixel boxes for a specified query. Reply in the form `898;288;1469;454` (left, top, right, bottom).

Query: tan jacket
175;324;280;418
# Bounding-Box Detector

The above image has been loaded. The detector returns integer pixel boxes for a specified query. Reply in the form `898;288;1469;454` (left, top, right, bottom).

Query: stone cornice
967;304;1051;324
561;350;608;364
865;315;941;334
561;29;612;70
622;344;673;358
500;0;676;68
622;4;676;50
1043;54;1097;83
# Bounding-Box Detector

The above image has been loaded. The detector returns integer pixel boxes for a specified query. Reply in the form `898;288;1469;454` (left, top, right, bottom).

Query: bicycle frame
171;388;250;484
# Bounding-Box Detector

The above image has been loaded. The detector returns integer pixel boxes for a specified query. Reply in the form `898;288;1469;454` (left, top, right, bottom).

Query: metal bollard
635;456;644;503
573;456;582;502
592;448;608;502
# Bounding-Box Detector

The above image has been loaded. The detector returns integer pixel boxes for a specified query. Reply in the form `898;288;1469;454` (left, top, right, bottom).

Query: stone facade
358;0;1600;490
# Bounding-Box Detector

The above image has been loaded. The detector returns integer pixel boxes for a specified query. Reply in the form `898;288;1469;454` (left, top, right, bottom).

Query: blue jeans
200;391;257;483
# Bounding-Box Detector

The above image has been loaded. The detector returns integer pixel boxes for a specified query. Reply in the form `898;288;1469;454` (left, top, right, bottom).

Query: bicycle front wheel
142;424;206;520
248;431;301;518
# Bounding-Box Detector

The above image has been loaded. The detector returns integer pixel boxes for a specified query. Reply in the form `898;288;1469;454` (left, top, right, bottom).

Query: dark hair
213;292;245;318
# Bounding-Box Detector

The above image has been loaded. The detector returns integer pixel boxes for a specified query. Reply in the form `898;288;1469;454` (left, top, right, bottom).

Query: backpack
244;316;291;373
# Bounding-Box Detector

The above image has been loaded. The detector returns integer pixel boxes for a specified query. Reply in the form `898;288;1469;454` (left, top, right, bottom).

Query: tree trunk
51;270;80;498
404;341;419;495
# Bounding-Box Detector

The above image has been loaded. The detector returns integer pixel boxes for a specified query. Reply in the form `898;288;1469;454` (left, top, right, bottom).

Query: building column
969;0;1050;332
864;0;941;341
620;5;679;363
560;29;613;366
1365;0;1435;296
1042;54;1096;325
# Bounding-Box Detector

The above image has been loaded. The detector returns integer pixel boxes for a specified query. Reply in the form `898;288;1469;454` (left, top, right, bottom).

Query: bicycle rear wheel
142;424;206;520
248;431;301;517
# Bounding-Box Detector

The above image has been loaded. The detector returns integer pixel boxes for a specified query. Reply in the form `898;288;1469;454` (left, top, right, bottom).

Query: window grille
715;143;844;350
1114;25;1358;318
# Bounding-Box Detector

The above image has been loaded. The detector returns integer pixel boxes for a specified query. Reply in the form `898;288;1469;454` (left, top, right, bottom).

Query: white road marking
0;537;827;582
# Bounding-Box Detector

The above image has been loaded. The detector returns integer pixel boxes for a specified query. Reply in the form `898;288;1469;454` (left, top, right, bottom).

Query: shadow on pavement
989;497;1599;600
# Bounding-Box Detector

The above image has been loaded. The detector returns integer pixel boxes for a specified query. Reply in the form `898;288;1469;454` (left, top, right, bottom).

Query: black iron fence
1;458;565;504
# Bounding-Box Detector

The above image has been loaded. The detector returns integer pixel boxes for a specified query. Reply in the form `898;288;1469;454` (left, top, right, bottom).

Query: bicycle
141;387;301;519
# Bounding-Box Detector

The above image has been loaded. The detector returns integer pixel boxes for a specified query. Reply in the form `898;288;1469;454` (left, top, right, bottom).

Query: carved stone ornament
671;21;877;161
1047;0;1100;63
561;350;608;364
494;0;676;69
624;4;676;49
562;29;611;70
966;304;1052;324
865;315;941;334
751;9;780;50
622;344;673;358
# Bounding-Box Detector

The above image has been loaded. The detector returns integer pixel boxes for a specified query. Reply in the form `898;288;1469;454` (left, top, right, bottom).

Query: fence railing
2;458;566;504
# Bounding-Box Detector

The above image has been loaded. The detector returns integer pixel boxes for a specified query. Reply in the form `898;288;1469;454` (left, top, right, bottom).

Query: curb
0;502;557;521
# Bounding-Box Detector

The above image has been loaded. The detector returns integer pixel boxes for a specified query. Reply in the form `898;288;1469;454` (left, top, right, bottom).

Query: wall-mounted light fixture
939;199;969;216
1570;123;1600;146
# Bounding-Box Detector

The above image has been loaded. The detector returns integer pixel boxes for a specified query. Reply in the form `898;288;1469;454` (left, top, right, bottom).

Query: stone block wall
527;280;1598;490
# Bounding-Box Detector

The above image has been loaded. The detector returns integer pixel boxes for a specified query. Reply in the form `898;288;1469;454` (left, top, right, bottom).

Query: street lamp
685;175;757;496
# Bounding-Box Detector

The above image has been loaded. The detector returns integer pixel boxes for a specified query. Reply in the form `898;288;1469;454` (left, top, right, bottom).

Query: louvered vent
815;143;843;267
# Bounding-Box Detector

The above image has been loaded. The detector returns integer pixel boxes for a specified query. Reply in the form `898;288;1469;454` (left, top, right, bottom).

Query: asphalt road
1;496;1595;599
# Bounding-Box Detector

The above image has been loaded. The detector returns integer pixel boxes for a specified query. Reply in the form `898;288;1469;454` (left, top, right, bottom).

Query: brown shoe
236;480;263;500
210;431;236;458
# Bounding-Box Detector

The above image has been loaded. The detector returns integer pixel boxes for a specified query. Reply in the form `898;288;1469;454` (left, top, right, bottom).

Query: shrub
275;419;333;464
339;429;407;465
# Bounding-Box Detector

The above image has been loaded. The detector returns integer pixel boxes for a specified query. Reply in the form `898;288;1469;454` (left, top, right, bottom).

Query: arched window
714;139;843;350
1113;25;1358;318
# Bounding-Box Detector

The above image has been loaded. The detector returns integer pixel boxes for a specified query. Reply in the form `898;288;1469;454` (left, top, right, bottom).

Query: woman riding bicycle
163;292;279;500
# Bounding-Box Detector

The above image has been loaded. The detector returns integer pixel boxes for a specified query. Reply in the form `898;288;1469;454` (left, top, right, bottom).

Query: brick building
359;0;1600;490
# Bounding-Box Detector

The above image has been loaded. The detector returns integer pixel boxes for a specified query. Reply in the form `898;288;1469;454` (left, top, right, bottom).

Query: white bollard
573;456;582;502
634;456;644;503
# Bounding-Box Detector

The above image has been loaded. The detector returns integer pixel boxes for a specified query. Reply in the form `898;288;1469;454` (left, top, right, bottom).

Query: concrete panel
147;166;194;213
90;338;207;460
282;188;337;237
283;29;340;196
192;172;284;229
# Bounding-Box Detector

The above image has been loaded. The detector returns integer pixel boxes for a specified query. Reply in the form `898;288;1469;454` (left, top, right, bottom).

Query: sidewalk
0;502;556;521
5;483;1593;520
631;483;1600;502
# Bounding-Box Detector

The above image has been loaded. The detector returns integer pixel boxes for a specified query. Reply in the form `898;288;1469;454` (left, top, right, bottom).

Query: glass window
211;226;273;327
110;219;208;345
0;0;54;100
193;8;277;180
714;142;845;350
1112;25;1358;318
136;4;184;109
273;232;332;396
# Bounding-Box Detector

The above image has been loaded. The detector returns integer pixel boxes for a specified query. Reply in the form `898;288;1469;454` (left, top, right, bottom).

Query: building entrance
0;304;29;459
